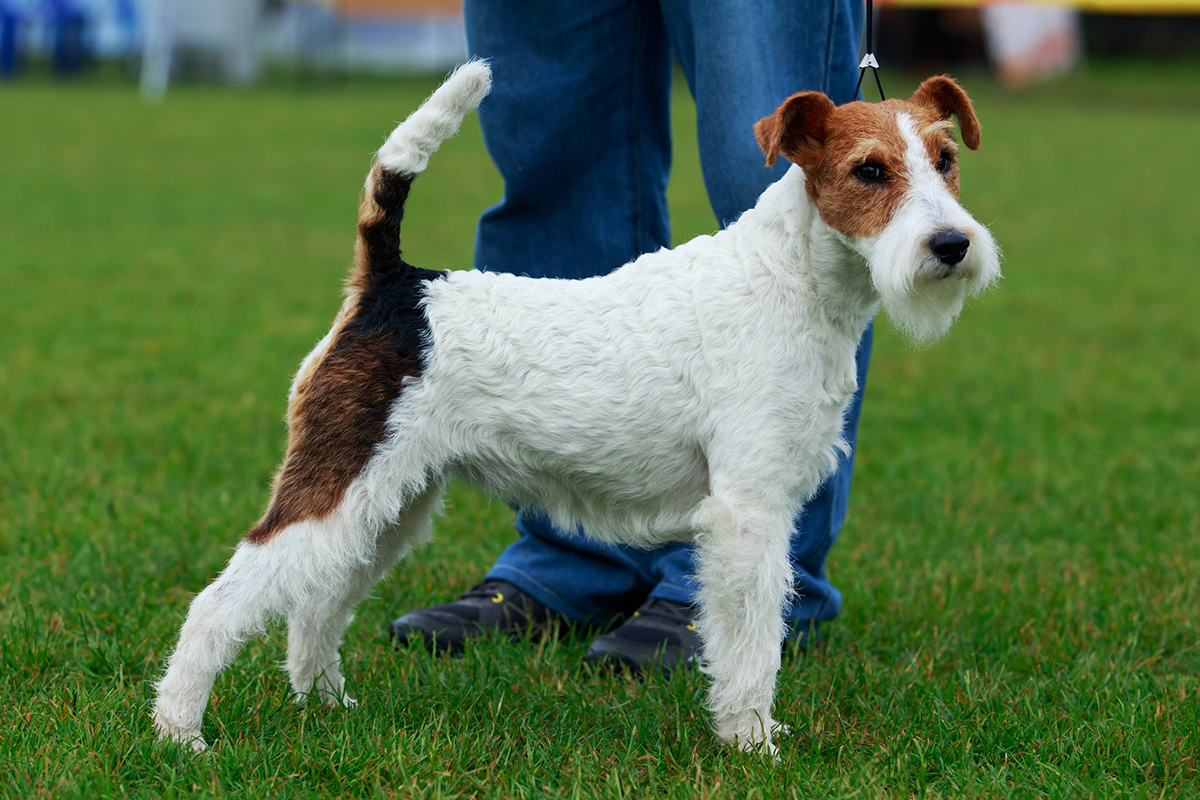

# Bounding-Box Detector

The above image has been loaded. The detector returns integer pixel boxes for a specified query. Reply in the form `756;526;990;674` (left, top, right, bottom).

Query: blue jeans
464;0;871;629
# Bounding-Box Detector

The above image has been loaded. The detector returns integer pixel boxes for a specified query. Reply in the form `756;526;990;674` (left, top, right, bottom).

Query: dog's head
756;76;1001;342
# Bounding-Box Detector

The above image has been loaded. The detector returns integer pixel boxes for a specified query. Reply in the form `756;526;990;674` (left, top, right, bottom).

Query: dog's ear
755;92;835;168
911;76;981;150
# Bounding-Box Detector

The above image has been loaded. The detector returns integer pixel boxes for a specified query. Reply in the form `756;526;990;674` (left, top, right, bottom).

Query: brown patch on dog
802;102;911;239
245;164;438;544
755;77;982;240
245;327;420;544
349;164;395;294
754;92;834;169
910;75;981;150
920;119;955;140
291;302;354;393
902;102;965;196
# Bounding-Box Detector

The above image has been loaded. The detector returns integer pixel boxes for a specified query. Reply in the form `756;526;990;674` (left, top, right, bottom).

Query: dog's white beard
863;215;1001;344
877;263;971;343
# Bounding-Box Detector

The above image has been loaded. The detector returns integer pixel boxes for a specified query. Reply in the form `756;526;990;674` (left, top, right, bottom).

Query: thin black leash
853;0;885;101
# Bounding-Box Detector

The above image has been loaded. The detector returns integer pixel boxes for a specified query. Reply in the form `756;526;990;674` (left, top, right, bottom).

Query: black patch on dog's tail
353;164;416;288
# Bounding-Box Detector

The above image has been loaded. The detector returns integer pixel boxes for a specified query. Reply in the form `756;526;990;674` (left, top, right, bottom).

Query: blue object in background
0;2;20;76
45;0;91;74
112;0;138;63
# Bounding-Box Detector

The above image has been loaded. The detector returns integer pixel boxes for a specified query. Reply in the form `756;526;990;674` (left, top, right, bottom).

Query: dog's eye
936;153;954;173
854;163;886;183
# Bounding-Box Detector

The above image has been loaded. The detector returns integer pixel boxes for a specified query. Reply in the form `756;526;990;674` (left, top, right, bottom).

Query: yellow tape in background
881;0;1200;11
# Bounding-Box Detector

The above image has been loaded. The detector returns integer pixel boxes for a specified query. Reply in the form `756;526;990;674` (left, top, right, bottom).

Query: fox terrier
152;60;999;754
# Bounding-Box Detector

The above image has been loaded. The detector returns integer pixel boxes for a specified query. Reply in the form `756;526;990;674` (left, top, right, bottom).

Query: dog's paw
314;677;356;709
717;716;784;758
325;692;357;709
736;734;779;758
293;671;356;709
152;712;208;753
294;686;357;709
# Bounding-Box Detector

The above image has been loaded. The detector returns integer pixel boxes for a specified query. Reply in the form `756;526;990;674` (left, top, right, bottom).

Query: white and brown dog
153;60;999;754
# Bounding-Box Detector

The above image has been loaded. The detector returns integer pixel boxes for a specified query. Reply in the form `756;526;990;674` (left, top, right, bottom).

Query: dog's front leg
692;493;795;754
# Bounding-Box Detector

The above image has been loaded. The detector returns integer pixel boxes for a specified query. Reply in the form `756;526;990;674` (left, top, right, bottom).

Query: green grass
2;63;1199;798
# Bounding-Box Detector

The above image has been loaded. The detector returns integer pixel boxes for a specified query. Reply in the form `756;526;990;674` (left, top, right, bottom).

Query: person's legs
659;0;864;221
397;0;869;645
621;0;868;632
464;0;673;279
484;0;867;628
397;0;683;626
485;510;691;623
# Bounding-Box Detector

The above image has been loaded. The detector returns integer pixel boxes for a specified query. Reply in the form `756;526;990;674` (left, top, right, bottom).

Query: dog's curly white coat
152;60;1000;754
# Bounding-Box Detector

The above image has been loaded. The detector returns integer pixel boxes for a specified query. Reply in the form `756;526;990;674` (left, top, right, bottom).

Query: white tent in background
139;0;467;100
140;0;265;100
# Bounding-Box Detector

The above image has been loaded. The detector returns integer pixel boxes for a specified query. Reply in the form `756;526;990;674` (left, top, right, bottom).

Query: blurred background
0;0;1199;92
2;1;1198;795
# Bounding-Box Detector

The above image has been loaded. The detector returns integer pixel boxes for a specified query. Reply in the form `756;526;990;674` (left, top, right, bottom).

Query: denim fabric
464;0;871;628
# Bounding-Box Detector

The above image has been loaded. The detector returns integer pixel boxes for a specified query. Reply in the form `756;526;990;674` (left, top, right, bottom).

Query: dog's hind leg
152;485;438;751
152;534;297;751
692;491;796;755
286;484;442;707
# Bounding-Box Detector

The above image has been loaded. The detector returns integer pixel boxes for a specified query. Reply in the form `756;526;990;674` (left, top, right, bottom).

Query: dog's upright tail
353;59;491;282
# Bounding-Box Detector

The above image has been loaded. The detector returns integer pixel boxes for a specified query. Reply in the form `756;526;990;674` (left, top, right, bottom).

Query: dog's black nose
929;230;970;266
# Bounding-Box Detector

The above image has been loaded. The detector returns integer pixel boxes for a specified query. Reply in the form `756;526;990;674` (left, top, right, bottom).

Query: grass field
2;63;1199;798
